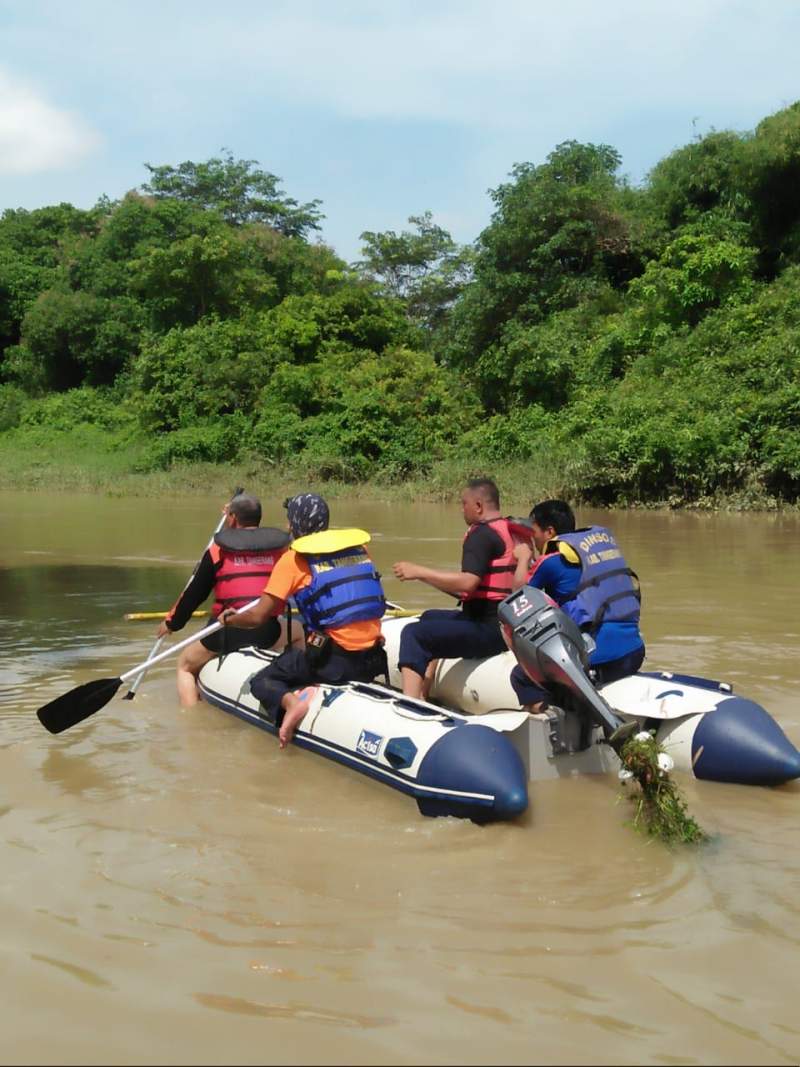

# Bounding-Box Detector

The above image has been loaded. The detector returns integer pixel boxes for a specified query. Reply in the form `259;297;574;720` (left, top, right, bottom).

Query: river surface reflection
1;491;799;1065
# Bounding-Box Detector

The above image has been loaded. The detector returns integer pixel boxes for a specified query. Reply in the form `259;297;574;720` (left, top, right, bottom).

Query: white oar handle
119;599;261;684
126;634;166;695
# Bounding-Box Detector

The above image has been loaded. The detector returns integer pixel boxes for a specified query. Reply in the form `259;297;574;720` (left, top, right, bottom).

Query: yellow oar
384;600;419;619
125;607;418;621
124;611;209;621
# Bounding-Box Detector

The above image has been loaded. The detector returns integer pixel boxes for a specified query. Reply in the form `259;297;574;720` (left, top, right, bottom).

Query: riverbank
0;423;578;509
0;423;792;512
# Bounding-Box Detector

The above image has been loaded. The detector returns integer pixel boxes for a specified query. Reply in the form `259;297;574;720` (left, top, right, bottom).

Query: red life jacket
461;517;518;603
208;527;289;617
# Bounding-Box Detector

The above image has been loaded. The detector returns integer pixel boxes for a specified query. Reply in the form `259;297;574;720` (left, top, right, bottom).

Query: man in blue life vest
221;493;388;748
157;493;292;708
509;499;645;711
393;477;524;699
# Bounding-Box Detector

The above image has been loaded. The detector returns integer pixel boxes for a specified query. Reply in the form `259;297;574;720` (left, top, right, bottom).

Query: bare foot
278;687;317;749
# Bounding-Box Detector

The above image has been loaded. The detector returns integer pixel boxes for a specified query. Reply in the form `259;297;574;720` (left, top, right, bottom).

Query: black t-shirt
460;523;506;621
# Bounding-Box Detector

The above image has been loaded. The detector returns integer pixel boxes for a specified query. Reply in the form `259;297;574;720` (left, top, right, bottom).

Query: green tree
737;102;800;272
252;346;480;478
442;141;645;409
626;232;756;330
646;130;746;231
0;203;99;362
7;289;143;392
129;212;279;329
357;212;474;333
141;151;323;238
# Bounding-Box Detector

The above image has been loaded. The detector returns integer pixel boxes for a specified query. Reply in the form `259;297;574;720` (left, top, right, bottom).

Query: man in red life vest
393;478;521;698
157;493;291;707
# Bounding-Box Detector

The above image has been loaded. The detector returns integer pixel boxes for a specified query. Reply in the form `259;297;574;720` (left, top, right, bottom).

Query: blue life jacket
554;526;640;633
294;545;386;632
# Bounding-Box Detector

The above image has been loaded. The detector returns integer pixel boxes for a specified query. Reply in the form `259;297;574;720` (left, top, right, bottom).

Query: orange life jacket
461;517;519;603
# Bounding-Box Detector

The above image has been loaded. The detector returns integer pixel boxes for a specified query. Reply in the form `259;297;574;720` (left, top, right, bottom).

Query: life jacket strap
561;566;640;602
586;588;642;633
301;570;381;607
315;594;386;624
475;581;513;595
214;569;273;583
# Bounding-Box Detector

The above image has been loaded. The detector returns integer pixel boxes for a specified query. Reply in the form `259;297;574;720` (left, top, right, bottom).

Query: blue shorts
397;609;506;678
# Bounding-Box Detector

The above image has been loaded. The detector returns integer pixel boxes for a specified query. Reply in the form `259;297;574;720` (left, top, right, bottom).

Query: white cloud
0;67;100;175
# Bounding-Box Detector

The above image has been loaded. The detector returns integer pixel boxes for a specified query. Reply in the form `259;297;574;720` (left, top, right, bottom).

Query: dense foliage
2;109;800;504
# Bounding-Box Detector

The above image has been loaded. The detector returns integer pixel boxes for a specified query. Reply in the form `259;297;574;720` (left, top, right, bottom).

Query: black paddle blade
37;677;123;735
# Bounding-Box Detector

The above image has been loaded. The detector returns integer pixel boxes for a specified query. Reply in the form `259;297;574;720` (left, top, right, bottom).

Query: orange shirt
265;548;382;652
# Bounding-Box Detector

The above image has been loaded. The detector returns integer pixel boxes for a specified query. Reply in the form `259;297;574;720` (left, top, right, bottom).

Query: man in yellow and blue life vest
509;499;645;710
393;478;529;698
157;493;291;707
221;493;388;748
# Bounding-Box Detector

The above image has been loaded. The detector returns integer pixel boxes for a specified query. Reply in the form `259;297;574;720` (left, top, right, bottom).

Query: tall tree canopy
141;151;324;237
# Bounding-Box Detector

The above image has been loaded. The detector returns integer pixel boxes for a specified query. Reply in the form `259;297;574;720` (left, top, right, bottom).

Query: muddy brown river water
1;492;799;1065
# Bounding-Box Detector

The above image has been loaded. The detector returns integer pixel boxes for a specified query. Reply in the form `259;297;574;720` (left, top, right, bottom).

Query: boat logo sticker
356;729;384;759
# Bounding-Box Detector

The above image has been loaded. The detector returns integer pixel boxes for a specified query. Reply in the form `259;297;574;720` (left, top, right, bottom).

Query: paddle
122;488;243;699
124;610;208;621
384;599;421;619
37;599;261;735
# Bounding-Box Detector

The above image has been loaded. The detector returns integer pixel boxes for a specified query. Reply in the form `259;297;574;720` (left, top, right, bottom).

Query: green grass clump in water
619;732;707;846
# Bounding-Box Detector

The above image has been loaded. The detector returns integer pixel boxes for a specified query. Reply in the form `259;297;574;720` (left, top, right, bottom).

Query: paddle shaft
119;599;262;684
125;611;208;621
124;600;420;684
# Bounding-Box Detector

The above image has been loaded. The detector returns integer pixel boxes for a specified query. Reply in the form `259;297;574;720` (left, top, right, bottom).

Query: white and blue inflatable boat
199;646;530;822
198;590;800;822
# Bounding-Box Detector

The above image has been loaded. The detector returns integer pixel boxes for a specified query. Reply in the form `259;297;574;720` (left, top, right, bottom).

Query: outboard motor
498;586;635;754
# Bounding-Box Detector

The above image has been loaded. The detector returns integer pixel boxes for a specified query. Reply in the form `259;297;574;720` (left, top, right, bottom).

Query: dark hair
529;499;575;535
228;493;262;527
465;477;500;509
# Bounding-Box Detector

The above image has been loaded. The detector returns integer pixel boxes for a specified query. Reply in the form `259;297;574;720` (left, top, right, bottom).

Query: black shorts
201;617;282;654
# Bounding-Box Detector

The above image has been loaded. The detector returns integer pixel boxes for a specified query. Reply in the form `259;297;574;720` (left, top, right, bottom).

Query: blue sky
1;1;798;260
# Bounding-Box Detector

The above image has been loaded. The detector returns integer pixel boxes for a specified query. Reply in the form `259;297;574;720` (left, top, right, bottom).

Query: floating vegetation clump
618;731;707;846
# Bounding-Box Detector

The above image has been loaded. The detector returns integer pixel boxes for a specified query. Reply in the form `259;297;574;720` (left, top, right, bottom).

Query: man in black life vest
393;477;522;699
157;493;292;708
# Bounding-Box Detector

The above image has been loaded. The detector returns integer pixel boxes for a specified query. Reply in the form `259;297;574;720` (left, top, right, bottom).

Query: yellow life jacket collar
553;538;581;565
291;528;371;555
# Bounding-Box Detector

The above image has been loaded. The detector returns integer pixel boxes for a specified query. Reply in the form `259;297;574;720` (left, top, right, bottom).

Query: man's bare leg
278;687;317;748
176;644;216;708
421;659;438;701
400;666;425;699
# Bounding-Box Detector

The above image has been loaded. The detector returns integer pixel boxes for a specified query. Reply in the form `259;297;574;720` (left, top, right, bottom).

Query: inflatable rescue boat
198;588;800;821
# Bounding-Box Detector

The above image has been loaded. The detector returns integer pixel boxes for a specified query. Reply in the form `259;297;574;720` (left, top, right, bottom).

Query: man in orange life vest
393;478;519;698
157;493;291;708
221;493;388;749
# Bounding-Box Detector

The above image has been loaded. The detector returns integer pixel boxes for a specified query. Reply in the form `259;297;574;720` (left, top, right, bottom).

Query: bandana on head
284;493;330;538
